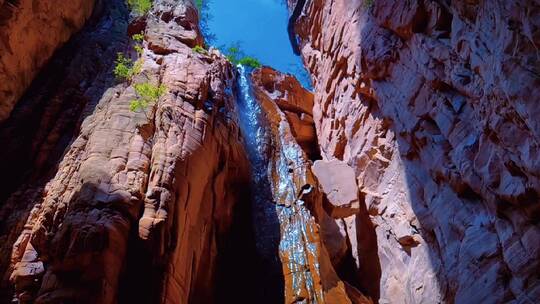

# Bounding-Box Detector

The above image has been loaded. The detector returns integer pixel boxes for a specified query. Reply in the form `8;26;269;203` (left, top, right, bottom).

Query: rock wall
251;67;371;304
291;0;540;303
0;0;96;122
0;0;251;303
0;0;130;301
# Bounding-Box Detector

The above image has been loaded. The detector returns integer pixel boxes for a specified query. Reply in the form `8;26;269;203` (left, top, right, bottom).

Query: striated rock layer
0;0;130;301
0;0;96;122
1;0;251;303
291;0;540;303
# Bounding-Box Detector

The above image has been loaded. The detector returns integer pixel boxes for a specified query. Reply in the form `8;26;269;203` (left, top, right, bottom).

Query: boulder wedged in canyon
251;67;371;304
312;160;361;219
0;0;96;122
290;0;540;303
1;0;251;303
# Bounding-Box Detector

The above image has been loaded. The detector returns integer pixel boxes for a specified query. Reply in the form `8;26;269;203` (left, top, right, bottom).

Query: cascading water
235;65;324;302
235;64;285;301
204;0;327;301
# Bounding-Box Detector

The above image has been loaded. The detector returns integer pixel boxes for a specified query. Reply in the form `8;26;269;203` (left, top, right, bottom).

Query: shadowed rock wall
0;0;96;121
290;0;540;303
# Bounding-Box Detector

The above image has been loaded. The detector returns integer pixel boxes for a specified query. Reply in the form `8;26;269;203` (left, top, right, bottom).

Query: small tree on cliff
114;33;146;82
114;53;143;82
129;82;167;117
127;0;153;15
221;42;262;69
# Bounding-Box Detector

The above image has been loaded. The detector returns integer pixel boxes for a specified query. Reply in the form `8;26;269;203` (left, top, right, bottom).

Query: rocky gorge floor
0;0;539;303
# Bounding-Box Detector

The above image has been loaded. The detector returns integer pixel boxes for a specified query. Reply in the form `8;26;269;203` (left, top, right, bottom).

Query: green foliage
238;57;261;69
192;45;207;54
132;33;144;42
114;53;143;81
195;0;203;11
223;43;242;63
134;44;144;55
130;82;167;112
127;0;152;15
221;42;262;68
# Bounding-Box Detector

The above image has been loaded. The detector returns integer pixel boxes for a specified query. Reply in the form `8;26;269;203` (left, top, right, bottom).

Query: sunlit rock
312;160;361;219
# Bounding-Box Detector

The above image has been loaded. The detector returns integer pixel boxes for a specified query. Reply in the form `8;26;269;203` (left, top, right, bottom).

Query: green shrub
134;44;144;55
132;33;144;42
224;44;242;63
114;53;142;81
127;0;152;15
130;82;167;112
238;57;261;68
192;45;207;54
220;43;262;68
195;0;203;11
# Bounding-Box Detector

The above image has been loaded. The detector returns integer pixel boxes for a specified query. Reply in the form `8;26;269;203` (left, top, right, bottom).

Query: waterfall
235;64;285;301
235;65;324;303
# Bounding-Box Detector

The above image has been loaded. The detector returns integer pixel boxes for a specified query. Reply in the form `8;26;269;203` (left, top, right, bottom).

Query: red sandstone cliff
290;0;540;303
0;0;251;303
252;67;371;304
0;0;96;122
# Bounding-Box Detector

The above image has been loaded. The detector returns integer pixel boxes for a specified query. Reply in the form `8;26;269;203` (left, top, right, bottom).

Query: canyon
0;0;538;303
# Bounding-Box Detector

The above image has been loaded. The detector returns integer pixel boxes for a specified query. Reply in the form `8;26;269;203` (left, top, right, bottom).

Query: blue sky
205;0;311;87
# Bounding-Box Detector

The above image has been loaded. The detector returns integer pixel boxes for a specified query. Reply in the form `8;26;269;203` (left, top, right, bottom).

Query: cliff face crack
288;0;307;55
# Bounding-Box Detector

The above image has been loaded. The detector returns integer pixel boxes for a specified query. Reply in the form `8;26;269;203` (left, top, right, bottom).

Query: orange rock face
291;0;540;302
0;0;96;122
251;67;319;159
1;0;538;303
251;67;371;304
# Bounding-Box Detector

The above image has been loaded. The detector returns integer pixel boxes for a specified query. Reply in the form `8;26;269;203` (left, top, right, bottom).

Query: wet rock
290;0;540;302
251;66;319;159
0;0;96;122
251;66;371;304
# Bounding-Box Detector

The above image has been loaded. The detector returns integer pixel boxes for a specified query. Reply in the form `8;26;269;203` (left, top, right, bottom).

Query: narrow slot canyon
0;0;539;303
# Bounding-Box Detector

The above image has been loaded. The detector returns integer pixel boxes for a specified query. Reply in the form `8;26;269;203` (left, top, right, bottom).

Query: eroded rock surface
0;0;130;301
0;0;96;122
291;0;540;303
251;66;318;159
1;1;251;303
1;0;539;303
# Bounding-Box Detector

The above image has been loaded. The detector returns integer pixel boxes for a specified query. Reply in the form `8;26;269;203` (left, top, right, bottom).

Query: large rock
1;1;251;303
312;160;361;219
0;0;96;122
290;0;540;303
